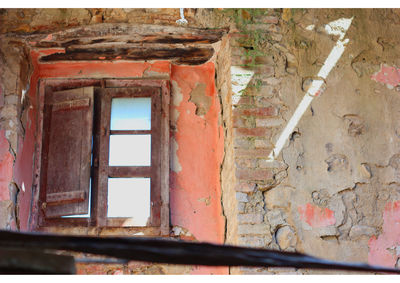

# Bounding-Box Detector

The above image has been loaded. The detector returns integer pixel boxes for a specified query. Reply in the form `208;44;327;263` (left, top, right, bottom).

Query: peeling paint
0;130;13;201
170;137;182;173
371;64;400;89
188;82;211;117
298;203;336;228
368;201;400;267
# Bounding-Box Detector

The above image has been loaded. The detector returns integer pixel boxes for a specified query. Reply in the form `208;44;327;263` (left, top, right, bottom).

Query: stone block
238;213;264;224
236;192;249;202
0;200;13;229
266;209;286;231
349;225;377;239
264;186;293;209
238;224;270;235
275;225;296;250
235;182;256;193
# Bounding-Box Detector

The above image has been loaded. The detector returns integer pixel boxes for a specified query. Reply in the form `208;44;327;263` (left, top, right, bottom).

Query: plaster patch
267;17;353;161
171;80;183;107
298;203;336;228
170;137;182;173
188;83;211;116
230;66;254;107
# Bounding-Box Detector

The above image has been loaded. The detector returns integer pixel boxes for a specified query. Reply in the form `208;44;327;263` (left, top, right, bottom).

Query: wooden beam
0;230;399;274
0;247;75;274
39;45;215;65
26;24;228;46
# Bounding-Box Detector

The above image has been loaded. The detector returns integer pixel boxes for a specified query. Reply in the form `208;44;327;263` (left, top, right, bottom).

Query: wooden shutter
41;87;94;218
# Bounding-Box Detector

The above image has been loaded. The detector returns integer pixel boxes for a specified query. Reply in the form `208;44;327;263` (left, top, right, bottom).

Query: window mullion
91;88;111;227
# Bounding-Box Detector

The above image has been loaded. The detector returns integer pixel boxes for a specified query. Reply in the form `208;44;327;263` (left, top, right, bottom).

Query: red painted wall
13;48;227;274
0;129;13;201
298;203;336;228
368;201;400;268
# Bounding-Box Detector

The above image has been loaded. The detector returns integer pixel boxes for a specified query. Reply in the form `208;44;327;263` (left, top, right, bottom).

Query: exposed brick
238;224;270;235
234;137;254;149
235;148;272;158
256;117;284;127
258;159;287;169
254;139;272;148
238;213;264;224
235;96;253;105
258;16;279;24
233;116;245;128
235;158;257;168
254;64;275;77
235;182;256;193
4;94;18;105
236;168;274;181
236;192;249;202
234;127;267;137
241;107;278;117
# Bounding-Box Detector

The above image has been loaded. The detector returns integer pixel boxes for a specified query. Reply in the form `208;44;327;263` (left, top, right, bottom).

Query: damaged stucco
3;7;400;275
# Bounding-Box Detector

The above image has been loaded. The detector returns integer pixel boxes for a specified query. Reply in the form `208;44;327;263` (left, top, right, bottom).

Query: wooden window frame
34;79;170;236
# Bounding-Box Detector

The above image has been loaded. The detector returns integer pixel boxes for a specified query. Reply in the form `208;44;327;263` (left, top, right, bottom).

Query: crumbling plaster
2;8;400;275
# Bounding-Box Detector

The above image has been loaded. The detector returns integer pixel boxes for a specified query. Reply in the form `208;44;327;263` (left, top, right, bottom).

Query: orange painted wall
13;48;227;274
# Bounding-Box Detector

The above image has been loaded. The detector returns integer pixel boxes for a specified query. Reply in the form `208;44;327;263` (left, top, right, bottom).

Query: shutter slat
46;191;86;205
42;87;93;218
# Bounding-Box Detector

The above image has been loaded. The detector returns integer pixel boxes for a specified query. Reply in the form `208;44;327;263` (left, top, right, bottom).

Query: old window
37;79;170;235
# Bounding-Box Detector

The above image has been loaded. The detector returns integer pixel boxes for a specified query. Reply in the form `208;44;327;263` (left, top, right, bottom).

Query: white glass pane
107;178;150;226
111;97;151;130
109;135;151;166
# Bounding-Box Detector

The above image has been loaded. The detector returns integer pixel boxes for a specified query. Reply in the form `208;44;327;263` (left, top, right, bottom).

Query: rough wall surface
224;8;400;274
2;8;400;275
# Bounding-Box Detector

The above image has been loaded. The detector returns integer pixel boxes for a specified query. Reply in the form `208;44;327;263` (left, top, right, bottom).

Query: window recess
38;80;170;235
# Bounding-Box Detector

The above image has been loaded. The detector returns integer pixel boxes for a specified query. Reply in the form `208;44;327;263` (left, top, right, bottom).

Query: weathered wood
38;225;161;236
150;87;162;226
0;247;76;274
1;230;399;274
92;87;111;226
108;166;151;178
160;80;170;236
47;191;86;205
26;24;228;45
110;130;151;135
41;87;93;218
51;98;90;112
39;45;215;65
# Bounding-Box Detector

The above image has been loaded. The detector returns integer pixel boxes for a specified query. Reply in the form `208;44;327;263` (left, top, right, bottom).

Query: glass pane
107;178;150;226
109;135;151;166
111;97;151;130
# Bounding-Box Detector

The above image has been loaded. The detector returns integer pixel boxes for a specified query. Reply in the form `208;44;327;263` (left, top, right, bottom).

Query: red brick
235;148;272;158
235;158;257;168
235;96;254;105
235;182;256;192
234;127;267;137
236;168;274;181
238;107;278;117
259;16;279;24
